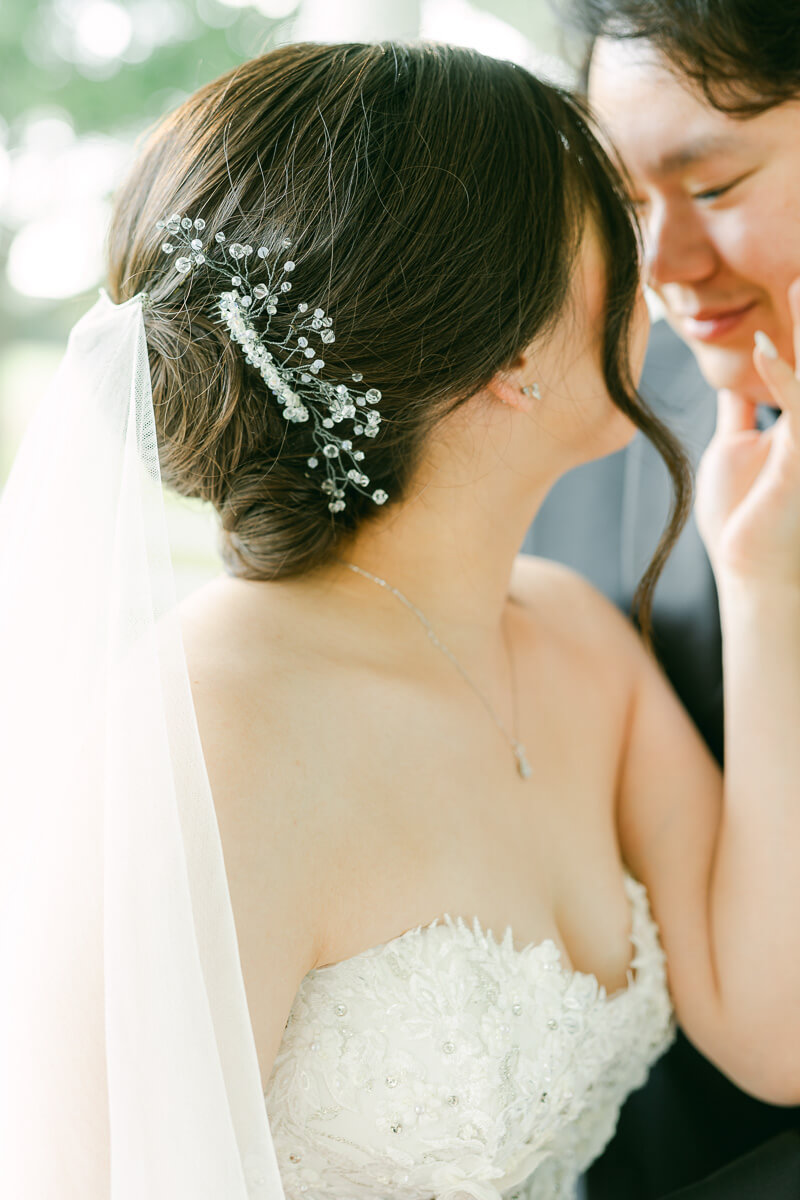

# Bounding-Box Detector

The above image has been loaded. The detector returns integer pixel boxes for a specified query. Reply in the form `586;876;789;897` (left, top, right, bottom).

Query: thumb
714;388;758;437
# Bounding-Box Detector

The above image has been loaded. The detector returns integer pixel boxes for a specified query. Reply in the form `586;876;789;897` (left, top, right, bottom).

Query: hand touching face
589;37;800;400
694;281;800;583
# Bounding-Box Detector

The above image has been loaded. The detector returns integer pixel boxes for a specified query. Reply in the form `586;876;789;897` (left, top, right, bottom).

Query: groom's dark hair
564;0;800;116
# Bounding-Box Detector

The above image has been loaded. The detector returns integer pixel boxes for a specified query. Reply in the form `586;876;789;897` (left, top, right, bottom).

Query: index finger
790;276;800;374
715;388;758;437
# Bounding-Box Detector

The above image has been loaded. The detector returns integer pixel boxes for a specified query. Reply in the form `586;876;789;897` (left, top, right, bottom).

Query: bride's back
178;552;643;1090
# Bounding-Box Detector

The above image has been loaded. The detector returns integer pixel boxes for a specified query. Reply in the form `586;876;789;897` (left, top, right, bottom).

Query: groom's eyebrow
651;134;743;176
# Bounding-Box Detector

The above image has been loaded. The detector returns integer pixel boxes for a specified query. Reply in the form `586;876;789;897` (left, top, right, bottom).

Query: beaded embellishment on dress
263;871;675;1200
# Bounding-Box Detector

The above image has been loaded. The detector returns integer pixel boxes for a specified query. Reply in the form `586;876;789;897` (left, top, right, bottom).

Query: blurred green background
0;0;571;598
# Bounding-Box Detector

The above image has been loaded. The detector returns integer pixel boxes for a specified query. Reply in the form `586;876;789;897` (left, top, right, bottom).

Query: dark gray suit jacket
521;320;797;1197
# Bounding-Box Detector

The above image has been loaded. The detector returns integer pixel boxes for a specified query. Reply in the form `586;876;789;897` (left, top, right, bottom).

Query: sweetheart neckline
307;869;655;1005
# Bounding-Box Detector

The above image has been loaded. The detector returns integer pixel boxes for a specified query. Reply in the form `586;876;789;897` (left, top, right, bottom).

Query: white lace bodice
262;872;675;1200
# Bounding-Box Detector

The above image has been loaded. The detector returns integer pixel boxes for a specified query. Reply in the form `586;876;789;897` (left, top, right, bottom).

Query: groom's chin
684;340;767;402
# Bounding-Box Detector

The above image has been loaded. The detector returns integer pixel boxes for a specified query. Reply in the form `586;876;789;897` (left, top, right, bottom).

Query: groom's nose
643;199;718;292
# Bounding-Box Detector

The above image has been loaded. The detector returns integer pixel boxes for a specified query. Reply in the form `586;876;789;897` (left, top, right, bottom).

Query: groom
523;2;800;1196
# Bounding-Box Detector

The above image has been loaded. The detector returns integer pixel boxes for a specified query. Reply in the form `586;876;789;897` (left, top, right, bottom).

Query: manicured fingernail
754;329;779;359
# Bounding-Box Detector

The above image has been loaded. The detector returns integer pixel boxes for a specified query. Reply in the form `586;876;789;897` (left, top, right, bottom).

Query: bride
2;39;799;1200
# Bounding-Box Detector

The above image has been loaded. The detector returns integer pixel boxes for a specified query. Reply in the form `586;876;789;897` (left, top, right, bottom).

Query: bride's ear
484;359;540;413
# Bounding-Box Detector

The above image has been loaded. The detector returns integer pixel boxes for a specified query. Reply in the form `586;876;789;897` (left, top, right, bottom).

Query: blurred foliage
0;1;292;137
0;1;298;347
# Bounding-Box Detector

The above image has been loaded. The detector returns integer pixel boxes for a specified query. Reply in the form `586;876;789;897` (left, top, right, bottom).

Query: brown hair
106;40;692;643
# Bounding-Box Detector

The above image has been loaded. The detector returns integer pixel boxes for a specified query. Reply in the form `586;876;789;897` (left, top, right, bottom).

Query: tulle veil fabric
0;289;285;1199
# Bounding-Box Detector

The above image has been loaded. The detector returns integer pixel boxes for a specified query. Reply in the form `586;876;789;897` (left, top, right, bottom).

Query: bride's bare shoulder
509;553;645;665
510;553;608;613
176;574;327;953
177;573;277;664
176;574;312;780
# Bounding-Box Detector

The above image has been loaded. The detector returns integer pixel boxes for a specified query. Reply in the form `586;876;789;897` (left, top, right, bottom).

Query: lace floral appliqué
264;872;675;1200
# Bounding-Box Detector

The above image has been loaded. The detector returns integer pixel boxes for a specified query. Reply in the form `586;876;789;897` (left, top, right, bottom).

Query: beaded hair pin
155;212;388;513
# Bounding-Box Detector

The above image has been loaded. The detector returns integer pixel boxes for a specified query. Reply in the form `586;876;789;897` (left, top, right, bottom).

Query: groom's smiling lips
670;300;759;343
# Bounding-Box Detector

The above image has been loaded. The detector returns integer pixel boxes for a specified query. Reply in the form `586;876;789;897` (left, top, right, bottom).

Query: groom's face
589;37;800;400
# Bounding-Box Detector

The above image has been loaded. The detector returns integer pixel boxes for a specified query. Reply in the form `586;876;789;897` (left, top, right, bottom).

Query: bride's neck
220;406;575;651
333;465;553;636
257;427;569;674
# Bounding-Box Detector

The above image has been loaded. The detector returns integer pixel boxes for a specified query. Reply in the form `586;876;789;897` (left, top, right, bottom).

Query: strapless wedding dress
260;871;675;1200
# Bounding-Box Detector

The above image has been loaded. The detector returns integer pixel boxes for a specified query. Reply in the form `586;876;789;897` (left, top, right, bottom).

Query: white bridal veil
0;289;285;1199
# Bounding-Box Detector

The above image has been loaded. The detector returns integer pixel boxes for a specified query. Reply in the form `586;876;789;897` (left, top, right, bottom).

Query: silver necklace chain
342;561;532;781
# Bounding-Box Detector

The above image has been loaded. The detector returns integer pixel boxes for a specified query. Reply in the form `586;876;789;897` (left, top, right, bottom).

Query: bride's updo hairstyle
107;41;691;641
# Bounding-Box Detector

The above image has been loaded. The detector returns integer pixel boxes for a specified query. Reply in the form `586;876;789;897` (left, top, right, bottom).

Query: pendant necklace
342;561;532;781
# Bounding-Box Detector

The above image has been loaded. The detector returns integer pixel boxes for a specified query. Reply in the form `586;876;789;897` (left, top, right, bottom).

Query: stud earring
520;383;541;399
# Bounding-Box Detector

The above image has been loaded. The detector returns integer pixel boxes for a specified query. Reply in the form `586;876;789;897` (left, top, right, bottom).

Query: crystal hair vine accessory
155;212;388;513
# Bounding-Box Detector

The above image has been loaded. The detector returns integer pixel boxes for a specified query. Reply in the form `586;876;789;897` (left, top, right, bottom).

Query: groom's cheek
687;197;800;393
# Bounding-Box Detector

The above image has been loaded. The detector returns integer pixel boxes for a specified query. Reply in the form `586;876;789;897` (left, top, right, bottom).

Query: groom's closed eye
629;170;756;213
690;171;756;203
